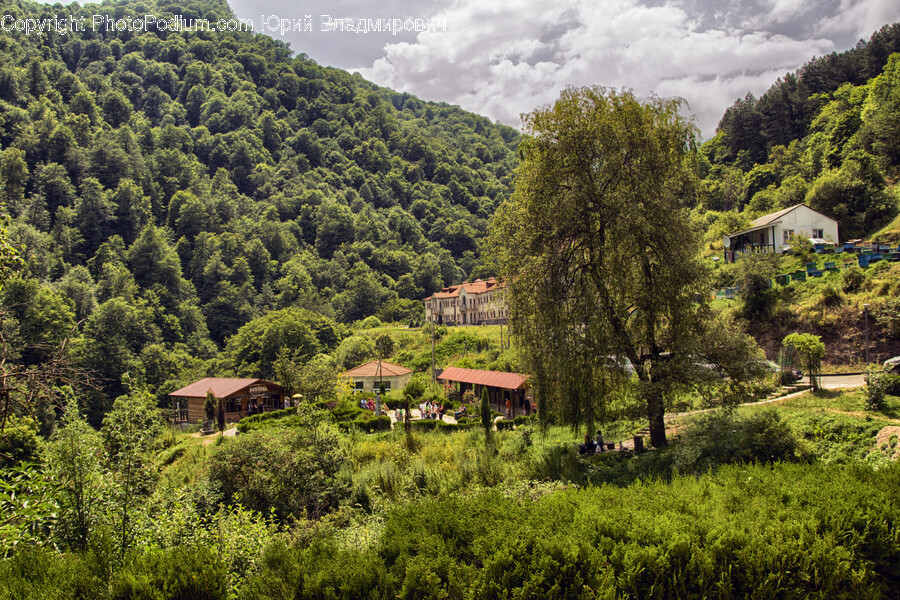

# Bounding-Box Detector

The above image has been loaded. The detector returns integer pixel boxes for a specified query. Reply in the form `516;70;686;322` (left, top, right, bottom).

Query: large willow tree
489;87;763;447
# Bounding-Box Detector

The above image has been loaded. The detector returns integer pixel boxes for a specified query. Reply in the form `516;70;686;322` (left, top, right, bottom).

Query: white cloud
354;0;843;137
815;0;900;39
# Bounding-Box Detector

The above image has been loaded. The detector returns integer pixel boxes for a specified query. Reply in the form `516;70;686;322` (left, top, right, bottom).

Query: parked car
764;360;802;382
601;355;635;376
884;356;900;375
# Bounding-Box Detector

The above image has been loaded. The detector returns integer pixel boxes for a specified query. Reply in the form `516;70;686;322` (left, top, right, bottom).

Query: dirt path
190;426;237;445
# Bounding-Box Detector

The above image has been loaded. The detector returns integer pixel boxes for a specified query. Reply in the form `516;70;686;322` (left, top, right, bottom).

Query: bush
0;417;40;468
241;539;389;600
403;378;426;400
0;547;105;599
865;368;888;411
411;419;445;432
441;420;478;432
496;419;516;431
671;409;806;474
841;265;866;292
236;408;295;433
359;316;382;329
452;418;478;430
206;420;347;521
331;399;369;422
882;374;900;396
337;415;392;433
110;546;227;600
513;414;537;427
527;443;587;484
816;283;842;308
251;463;900;599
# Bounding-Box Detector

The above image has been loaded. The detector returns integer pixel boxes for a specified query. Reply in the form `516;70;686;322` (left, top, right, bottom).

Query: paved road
799;373;866;389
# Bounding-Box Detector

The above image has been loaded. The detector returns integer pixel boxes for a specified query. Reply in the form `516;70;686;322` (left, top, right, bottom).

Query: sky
223;0;900;138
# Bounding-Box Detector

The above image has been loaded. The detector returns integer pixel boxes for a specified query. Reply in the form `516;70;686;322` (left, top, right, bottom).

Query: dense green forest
0;0;519;420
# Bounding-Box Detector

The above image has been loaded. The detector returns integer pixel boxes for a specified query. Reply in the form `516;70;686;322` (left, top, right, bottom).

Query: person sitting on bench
579;432;595;455
594;429;605;453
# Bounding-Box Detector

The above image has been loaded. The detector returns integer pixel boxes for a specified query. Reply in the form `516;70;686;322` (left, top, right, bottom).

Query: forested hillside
696;24;900;245
0;0;519;419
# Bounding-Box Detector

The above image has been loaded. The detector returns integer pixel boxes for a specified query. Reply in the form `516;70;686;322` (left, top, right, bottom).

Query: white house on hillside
724;204;839;262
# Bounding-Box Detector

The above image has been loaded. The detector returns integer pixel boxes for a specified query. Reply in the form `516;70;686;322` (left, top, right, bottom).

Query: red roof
342;360;412;378
425;277;505;301
438;367;529;390
169;378;282;399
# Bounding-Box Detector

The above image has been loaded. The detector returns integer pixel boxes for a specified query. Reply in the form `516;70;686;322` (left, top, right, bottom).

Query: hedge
236;408;296;433
337;415;392;434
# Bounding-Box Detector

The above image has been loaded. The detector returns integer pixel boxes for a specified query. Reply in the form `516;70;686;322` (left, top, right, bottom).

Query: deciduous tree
490;87;763;447
782;333;825;391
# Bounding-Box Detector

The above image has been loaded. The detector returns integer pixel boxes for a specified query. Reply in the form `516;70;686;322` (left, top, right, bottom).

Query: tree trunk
646;385;667;448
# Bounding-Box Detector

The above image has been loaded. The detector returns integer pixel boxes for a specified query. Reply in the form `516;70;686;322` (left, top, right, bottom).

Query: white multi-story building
424;277;507;326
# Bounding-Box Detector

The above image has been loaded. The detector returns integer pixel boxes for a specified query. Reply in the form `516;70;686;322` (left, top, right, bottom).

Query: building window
354;382;364;392
812;228;824;239
783;229;793;244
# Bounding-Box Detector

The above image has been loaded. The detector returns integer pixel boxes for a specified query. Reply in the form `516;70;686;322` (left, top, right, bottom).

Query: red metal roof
342;360;412;378
169;378;282;399
438;367;529;390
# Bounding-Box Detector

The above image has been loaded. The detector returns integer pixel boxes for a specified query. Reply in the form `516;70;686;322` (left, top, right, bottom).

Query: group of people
247;400;267;416
387;401;447;422
418;400;446;420
579;430;607;454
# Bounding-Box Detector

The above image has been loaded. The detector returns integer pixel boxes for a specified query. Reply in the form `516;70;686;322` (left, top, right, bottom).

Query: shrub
359;315;382;329
411;419;445;432
331;399;368;422
0;416;41;468
882;374;900;396
865;368;888;411
206;419;347;521
527;443;587;484
337;415;392;433
241;539;389;600
403;378;426;400
841;265;866;292
236;408;295;433
671;409;806;474
441;421;478;432
110;546;227;600
496;420;516;431
451;418;478;431
0;547;105;599
513;414;537;427
816;283;842;308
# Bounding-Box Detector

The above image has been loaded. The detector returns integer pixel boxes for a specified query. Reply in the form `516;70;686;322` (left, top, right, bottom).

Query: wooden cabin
169;378;285;424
